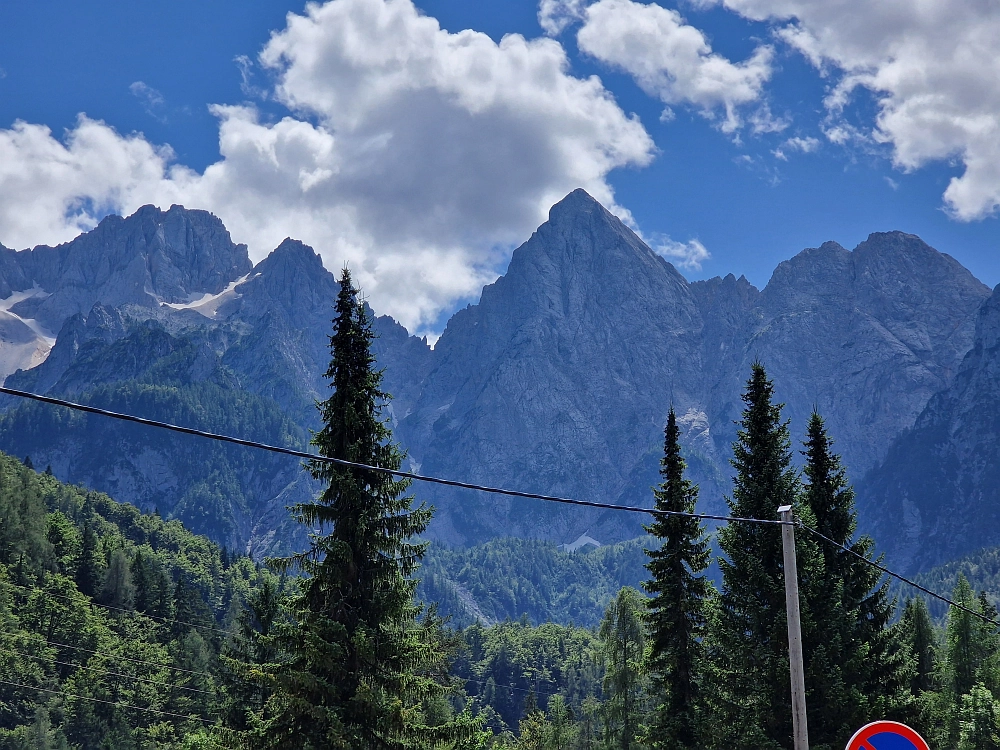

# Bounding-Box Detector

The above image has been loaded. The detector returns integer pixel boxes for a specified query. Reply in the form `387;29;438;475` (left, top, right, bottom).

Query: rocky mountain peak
233;239;337;324
3;204;252;333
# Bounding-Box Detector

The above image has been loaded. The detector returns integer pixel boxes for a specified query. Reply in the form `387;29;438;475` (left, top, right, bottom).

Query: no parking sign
846;721;930;750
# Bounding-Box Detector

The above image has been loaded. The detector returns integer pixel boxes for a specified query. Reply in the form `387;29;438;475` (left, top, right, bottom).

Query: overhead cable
7;579;230;636
0;385;788;526
2;385;995;627
0;644;215;695
800;523;1000;628
0;678;213;723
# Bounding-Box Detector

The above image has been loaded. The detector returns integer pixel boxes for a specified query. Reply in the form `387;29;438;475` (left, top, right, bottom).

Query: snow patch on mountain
0;286;56;380
161;274;251;319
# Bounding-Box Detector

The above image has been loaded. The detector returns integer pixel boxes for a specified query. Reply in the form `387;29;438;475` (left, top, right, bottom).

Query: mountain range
0;190;995;573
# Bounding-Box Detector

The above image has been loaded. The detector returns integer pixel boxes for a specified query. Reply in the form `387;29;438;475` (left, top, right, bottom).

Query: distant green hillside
417;536;653;628
0;450;275;748
0;319;313;556
906;546;1000;619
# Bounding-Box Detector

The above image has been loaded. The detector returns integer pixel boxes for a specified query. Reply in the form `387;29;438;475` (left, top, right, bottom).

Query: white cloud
651;236;710;270
538;0;589;35
0;0;654;335
575;0;774;132
773;134;818;159
712;0;1000;220
0;117;185;250
129;81;167;121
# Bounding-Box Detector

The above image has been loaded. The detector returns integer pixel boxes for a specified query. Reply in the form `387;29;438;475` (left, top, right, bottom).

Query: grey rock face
0;226;434;557
4;205;252;331
395;197;990;548
0;245;30;299
711;234;989;483
858;282;1000;573
396;190;707;545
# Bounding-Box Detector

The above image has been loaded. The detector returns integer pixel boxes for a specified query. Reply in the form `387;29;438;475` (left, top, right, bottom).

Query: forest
4;268;1000;749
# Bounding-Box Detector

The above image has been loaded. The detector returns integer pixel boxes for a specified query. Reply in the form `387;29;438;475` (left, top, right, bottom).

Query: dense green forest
0;318;313;556
0;449;274;748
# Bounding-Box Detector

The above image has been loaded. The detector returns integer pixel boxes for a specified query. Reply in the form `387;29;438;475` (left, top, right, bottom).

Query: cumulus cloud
574;0;775;132
711;0;1000;220
538;0;589;35
0;0;654;335
650;236;710;270
0;117;186;250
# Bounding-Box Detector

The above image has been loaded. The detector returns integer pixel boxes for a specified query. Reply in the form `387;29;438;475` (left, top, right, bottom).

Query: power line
0;385;786;526
3;385;996;629
7;579;230;637
0;644;216;695
30;638;217;679
0;679;213;723
800;522;1000;629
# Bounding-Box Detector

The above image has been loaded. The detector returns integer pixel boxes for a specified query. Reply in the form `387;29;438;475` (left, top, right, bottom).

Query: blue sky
1;0;998;334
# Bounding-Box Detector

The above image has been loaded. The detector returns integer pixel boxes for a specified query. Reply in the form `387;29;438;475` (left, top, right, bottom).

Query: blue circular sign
846;721;929;750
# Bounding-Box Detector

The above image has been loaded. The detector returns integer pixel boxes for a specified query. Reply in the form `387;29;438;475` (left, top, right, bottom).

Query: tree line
5;269;1000;748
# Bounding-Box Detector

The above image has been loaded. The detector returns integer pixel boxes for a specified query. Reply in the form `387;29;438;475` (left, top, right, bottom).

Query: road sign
846;721;930;750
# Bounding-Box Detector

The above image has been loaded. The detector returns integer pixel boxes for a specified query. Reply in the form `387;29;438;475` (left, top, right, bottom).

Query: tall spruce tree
941;575;1000;746
261;268;467;749
712;362;814;750
642;407;710;749
800;412;907;742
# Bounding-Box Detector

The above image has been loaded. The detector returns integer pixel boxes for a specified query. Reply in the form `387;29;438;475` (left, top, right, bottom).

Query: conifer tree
712;362;813;750
800;412;907;740
600;587;647;750
900;598;938;696
73;525;102;598
262;268;468;749
958;683;1000;750
99;548;135;610
223;576;282;730
642;407;709;749
945;575;997;701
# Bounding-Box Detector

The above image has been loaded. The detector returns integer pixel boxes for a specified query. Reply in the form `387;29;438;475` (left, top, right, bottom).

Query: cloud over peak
0;0;654;335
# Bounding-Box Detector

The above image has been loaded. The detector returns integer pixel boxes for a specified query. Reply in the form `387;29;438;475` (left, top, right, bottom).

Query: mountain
698;232;988;487
0;220;426;557
858;282;1000;573
0;191;992;566
393;192;989;547
398;189;708;544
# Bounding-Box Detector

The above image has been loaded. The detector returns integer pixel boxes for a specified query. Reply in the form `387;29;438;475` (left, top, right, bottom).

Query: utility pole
778;504;809;750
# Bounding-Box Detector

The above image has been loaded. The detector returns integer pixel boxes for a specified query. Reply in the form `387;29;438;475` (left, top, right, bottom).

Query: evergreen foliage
261;268;468;749
599;587;646;750
417;536;652;629
712;363;810;749
455;619;602;733
800;412;907;744
642;408;709;749
900;598;938;696
0;450;269;749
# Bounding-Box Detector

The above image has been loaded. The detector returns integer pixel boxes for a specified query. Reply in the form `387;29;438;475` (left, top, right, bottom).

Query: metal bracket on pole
778;504;809;750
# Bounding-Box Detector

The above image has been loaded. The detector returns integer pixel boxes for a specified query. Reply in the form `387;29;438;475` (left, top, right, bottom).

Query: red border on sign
846;721;929;750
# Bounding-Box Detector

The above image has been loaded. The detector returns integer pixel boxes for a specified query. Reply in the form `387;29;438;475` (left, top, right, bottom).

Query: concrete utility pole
778;504;809;750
